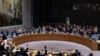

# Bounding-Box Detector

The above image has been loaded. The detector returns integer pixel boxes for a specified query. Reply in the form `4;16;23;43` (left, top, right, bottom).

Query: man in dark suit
0;45;5;55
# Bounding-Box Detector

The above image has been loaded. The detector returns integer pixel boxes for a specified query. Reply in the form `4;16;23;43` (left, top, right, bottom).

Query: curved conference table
12;34;98;51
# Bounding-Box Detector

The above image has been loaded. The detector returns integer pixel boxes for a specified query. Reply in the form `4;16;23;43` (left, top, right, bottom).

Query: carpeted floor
18;40;100;56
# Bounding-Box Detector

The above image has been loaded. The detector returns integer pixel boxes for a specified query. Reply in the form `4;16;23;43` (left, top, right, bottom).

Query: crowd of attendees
0;23;100;40
0;23;98;56
35;49;82;56
0;39;29;56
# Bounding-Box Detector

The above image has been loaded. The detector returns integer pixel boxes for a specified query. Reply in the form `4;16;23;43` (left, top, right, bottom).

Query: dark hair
89;53;93;56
